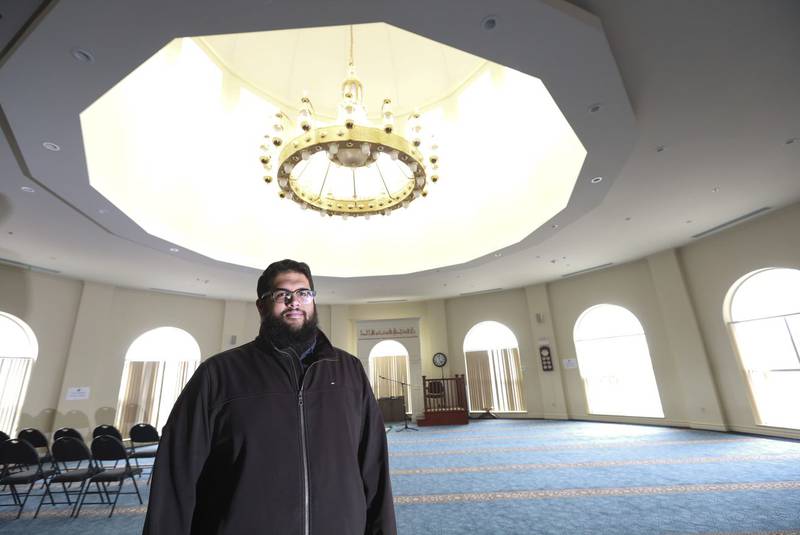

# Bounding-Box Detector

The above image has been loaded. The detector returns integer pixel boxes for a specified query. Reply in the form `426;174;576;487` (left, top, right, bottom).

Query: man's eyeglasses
262;288;316;304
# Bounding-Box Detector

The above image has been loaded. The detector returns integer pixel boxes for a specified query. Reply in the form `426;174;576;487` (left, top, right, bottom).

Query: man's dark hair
257;259;315;299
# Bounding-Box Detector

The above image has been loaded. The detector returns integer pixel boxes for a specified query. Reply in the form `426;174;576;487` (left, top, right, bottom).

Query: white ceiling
0;0;799;304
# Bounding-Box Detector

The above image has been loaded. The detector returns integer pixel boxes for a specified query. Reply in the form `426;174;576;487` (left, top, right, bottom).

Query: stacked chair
33;436;102;518
73;435;143;517
129;423;160;482
1;423;156;518
0;438;57;518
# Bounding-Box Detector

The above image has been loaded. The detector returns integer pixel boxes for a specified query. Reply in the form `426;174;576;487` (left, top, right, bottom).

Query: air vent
0;256;61;274
561;263;613;278
458;288;504;297
149;288;207;298
691;207;771;239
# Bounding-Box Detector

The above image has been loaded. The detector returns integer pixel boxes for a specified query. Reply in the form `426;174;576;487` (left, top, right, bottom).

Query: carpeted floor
1;420;799;534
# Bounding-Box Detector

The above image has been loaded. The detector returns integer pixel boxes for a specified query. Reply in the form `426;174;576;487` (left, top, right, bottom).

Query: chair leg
131;474;143;504
33;479;54;518
15;482;34;519
70;479;91;518
108;480;123;517
70;480;89;518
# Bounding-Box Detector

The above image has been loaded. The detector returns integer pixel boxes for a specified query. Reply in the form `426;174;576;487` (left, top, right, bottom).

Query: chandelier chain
349;25;354;68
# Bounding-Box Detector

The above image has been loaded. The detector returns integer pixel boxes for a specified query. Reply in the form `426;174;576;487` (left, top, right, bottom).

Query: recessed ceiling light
20;186;35;193
590;176;603;184
481;16;497;30
42;142;60;151
71;48;95;63
98;208;108;214
551;223;559;229
712;187;720;193
786;137;797;145
656;145;665;152
588;103;602;113
494;252;502;257
169;247;179;252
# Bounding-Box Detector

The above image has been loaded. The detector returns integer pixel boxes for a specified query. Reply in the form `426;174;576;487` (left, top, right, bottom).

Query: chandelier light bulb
259;25;439;218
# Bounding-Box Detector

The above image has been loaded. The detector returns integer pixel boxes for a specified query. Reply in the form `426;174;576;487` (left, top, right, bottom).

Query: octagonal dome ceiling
80;23;586;278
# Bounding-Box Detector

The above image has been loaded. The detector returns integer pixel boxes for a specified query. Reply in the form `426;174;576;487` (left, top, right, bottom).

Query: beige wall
1;202;798;439
679;202;800;436
0;266;82;432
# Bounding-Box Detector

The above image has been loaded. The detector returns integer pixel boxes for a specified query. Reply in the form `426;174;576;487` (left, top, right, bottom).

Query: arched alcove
463;321;526;413
369;339;411;412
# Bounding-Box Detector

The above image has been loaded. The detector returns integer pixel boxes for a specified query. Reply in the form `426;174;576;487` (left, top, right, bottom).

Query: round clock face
432;352;448;367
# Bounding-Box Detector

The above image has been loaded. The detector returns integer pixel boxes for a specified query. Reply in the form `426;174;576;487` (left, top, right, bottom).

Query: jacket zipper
274;346;335;535
298;389;309;535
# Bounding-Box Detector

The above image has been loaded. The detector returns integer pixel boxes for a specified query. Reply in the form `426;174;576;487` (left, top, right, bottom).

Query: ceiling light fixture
481;16;498;31
20;186;35;193
42;142;60;151
71;48;95;63
590;176;603;184
169;247;180;252
259;25;438;218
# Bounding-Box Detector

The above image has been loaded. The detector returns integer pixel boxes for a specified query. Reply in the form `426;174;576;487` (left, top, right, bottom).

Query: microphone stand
378;375;418;431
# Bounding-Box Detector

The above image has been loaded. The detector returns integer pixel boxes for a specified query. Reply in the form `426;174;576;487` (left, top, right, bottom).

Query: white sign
66;386;91;400
561;358;579;369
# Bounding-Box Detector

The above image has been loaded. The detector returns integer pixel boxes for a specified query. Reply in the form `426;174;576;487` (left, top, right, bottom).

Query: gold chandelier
259;26;439;218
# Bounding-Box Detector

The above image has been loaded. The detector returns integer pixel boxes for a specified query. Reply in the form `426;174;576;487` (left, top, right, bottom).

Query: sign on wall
65;386;91;400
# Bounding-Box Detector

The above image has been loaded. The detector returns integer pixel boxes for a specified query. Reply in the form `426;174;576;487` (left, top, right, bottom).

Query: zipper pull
298;391;304;406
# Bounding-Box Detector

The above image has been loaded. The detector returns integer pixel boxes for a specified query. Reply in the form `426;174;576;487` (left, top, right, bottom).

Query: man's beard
262;305;318;349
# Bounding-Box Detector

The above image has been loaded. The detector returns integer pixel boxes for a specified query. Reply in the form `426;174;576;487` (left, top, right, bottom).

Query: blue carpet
388;420;800;534
1;420;798;534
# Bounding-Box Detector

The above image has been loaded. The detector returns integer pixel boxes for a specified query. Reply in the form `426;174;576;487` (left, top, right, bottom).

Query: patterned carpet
1;420;799;534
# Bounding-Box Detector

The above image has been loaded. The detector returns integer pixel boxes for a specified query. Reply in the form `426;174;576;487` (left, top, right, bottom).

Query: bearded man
144;259;396;535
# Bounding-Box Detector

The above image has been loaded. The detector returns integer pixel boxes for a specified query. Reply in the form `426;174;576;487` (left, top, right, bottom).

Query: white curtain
370;355;410;411
0;357;33;435
115;359;198;435
465;348;525;412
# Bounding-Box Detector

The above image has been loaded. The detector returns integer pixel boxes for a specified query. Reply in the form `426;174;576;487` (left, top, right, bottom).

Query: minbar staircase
417;375;469;426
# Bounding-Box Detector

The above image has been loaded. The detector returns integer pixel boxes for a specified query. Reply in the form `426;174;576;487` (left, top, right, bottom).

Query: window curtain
465;351;493;412
370;355;410;410
116;359;198;435
0;357;33;435
490;348;526;412
465;348;525;412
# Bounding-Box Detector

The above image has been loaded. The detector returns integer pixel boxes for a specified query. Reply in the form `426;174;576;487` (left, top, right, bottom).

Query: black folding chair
34;437;104;518
0;439;56;518
129;423;159;482
92;424;124;442
53;427;84;443
75;436;142;517
17;428;53;467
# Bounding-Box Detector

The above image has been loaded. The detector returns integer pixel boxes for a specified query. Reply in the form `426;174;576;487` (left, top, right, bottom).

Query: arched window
573;304;663;418
463;321;526;413
115;327;201;433
369;340;411;412
726;267;800;429
0;312;38;435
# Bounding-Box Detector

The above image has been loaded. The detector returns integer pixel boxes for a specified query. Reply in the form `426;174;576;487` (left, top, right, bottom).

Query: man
143;259;396;534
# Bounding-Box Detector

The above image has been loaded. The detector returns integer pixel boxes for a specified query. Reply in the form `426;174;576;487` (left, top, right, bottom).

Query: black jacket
143;330;396;534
